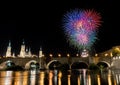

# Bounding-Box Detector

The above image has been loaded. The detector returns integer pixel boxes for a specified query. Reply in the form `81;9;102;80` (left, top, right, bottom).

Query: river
0;69;119;85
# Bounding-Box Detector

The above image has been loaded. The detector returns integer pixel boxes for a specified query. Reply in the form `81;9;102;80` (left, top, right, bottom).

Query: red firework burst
82;9;101;31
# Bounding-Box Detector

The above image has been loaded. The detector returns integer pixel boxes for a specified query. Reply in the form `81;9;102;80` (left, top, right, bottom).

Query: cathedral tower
6;40;12;57
19;40;26;58
39;47;43;58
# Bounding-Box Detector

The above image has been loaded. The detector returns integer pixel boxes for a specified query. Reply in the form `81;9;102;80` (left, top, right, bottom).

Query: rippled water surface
0;69;120;85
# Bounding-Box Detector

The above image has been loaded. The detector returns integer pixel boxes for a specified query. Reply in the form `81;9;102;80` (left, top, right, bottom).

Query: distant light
110;52;113;57
58;54;61;57
95;54;98;57
76;54;79;57
49;54;53;57
104;53;108;57
67;54;70;57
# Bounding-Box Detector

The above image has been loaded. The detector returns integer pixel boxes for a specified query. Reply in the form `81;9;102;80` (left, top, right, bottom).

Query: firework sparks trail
62;9;101;50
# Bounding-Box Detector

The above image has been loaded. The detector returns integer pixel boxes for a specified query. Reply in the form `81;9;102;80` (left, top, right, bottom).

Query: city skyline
0;1;119;55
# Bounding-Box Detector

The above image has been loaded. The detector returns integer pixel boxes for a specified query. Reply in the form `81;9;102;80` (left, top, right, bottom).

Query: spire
19;39;26;58
22;39;25;45
39;46;43;58
12;52;15;58
8;40;11;47
6;40;12;57
26;48;28;52
28;47;32;57
29;47;31;52
40;46;42;51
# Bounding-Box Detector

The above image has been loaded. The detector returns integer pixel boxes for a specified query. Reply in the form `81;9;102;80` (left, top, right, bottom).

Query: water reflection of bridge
0;56;120;70
0;69;120;85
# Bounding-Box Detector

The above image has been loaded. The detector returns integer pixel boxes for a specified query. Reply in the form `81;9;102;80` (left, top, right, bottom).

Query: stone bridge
0;57;41;70
0;56;120;70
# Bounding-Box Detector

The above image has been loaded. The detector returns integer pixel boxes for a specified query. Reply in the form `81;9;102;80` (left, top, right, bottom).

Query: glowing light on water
14;71;22;85
58;71;62;85
22;71;28;85
68;74;71;85
2;71;13;85
30;70;36;85
49;71;53;85
39;71;45;85
108;74;112;85
97;75;101;85
87;75;91;85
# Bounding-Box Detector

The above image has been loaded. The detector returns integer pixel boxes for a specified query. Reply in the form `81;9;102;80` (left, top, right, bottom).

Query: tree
112;47;120;56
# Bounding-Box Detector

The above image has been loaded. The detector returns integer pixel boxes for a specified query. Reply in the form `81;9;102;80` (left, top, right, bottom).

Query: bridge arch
0;60;15;69
25;60;38;69
97;61;110;68
46;60;62;70
71;61;88;69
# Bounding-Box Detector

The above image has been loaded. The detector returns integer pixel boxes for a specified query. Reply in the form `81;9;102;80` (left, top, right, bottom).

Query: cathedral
5;40;43;58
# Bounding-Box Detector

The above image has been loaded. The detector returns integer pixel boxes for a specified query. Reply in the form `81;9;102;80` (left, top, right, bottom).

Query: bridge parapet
98;57;111;64
50;57;69;64
49;57;90;65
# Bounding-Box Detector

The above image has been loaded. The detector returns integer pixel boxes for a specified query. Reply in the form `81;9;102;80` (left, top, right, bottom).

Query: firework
62;9;101;50
67;29;97;49
63;9;84;33
63;9;101;32
82;9;101;31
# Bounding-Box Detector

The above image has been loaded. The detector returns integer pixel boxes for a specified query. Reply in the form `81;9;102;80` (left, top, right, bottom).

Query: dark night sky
0;0;119;56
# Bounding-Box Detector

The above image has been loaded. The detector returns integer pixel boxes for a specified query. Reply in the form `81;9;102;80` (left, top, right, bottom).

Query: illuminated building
81;49;89;57
5;40;12;57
